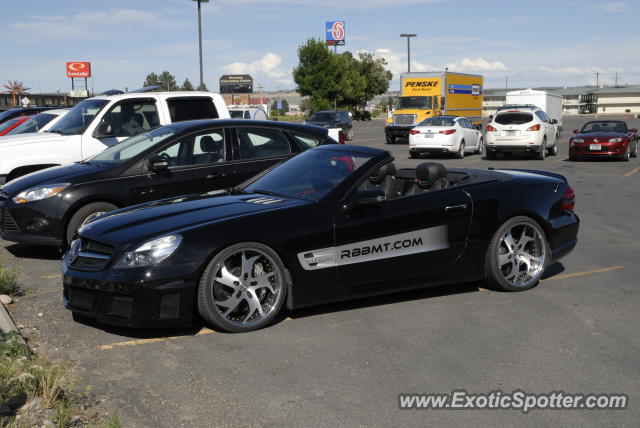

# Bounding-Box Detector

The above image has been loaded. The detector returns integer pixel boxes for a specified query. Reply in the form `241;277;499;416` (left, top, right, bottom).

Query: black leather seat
404;162;449;195
198;135;223;164
363;162;396;199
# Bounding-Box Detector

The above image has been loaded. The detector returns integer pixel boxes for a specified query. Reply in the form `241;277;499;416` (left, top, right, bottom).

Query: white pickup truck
0;91;230;185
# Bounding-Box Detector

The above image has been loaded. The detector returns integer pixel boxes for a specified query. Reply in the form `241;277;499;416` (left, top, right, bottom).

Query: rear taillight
562;186;575;211
486;125;497;132
409;129;421;135
527;124;541;131
338;130;346;144
439;129;456;135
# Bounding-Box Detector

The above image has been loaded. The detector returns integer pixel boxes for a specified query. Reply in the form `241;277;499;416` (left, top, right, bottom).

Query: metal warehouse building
483;85;640;116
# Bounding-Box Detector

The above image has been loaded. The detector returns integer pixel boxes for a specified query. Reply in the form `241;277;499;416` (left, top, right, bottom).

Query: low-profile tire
346;127;354;141
484;216;549;292
486;150;496;160
455;140;465;159
65;202;118;245
537;139;547;160
630;141;637;158
548;136;558;156
197;242;288;333
476;138;484;155
385;134;395;144
621;146;630;161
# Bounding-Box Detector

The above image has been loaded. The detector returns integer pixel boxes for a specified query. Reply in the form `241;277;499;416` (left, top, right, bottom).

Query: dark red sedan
569;120;638;161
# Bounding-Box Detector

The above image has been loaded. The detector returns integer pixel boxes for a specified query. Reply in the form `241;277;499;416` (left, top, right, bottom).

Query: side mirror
346;189;387;210
147;154;169;172
93;121;113;138
551;119;558;125
573;129;579;134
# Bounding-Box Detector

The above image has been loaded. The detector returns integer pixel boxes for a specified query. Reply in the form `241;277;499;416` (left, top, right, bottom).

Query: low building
483;85;640;117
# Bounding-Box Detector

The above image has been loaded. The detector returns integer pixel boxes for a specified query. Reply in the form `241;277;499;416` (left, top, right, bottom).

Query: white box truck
506;89;563;132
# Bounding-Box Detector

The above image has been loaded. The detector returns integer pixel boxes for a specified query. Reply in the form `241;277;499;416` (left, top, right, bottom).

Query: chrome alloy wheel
210;247;283;327
496;222;546;287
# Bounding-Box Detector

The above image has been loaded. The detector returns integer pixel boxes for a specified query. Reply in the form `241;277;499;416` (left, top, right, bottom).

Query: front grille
394;114;417;126
1;209;20;233
70;238;115;270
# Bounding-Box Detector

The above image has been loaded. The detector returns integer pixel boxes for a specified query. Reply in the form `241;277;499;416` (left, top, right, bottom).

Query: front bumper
385;125;415;138
0;197;65;246
569;142;628;157
62;256;203;328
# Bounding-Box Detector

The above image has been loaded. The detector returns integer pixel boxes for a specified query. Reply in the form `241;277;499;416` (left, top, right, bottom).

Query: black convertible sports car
62;145;579;332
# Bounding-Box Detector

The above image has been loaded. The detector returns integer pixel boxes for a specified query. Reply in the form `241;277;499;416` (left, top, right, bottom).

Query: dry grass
0;258;22;297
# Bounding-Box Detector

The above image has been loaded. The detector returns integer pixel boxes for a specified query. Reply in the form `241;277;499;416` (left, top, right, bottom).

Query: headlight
573;138;584;143
12;184;69;204
115;234;182;268
609;137;623;143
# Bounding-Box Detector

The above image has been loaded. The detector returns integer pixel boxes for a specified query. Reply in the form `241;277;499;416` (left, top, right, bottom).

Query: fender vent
245;197;284;205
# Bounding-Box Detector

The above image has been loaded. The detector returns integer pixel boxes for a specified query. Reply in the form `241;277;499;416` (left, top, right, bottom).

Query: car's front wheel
631;141;638;158
65;202;118;245
484;216;549;291
197;242;288;332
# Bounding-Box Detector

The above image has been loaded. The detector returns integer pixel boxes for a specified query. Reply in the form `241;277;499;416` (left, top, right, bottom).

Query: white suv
484;105;559;160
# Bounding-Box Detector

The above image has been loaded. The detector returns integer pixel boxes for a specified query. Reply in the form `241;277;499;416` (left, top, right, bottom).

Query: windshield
229;110;244;118
397;96;432;109
581;121;627;133
8;113;56;135
49;99;109;135
419;117;455;127
89;126;179;164
243;149;375;201
309;112;337;122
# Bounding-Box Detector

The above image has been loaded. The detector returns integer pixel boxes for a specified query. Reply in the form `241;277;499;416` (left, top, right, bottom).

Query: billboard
326;21;345;46
66;62;91;78
219;74;253;94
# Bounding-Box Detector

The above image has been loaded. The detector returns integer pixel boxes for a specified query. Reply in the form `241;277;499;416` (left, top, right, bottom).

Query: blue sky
0;0;638;94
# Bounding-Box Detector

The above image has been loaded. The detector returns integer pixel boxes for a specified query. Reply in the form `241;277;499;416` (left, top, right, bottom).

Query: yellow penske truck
385;71;484;144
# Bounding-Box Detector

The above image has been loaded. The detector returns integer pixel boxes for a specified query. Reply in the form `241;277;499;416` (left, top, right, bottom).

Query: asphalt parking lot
2;115;640;427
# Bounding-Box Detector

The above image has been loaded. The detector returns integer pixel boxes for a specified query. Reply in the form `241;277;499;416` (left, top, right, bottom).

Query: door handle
206;172;226;180
444;204;468;212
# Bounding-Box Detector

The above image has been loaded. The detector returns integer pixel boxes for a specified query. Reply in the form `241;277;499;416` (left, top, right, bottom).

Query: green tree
142;71;178;91
357;52;392;109
181;78;195;91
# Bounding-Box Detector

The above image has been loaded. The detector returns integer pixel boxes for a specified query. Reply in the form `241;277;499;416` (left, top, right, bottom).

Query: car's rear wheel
65;202;118;245
385;134;395;144
484;216;549;292
346;127;353;141
486;150;496;160
197;242;287;332
537;138;547;160
476;138;484;155
409;150;419;159
455;140;465;159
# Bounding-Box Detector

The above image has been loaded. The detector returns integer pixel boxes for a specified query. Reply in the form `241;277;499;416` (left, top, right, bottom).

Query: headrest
200;136;219;153
132;113;144;126
416;162;446;188
369;162;396;184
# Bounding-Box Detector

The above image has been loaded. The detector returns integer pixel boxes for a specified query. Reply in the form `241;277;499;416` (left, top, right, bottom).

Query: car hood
78;192;312;247
1;162;109;195
574;132;629;141
0;132;68;147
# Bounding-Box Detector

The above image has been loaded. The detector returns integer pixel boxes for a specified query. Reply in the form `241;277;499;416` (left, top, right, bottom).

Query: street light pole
192;0;209;90
400;33;416;73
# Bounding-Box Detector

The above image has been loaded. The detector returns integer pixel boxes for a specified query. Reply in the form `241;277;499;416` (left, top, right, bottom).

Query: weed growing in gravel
0;258;22;297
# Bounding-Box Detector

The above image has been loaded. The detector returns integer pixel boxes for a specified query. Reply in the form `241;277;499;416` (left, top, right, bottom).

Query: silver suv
484;104;559;160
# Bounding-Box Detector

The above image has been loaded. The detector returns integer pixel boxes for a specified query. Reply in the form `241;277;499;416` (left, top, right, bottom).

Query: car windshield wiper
252;189;289;198
45;129;63;134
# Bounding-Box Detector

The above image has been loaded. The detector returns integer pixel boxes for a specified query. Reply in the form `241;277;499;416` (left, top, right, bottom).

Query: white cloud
373;48;438;80
446;57;509;72
599;1;628;12
222;52;286;78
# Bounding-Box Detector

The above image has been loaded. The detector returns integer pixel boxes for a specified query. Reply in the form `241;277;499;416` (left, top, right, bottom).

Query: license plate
590;144;601;151
505;130;516;136
424;133;434;138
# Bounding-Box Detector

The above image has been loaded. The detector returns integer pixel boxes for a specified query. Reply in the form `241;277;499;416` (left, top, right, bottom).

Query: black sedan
62;145;579;332
0;119;337;246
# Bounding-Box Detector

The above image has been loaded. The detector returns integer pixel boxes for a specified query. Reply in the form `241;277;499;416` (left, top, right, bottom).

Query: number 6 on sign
326;21;346;46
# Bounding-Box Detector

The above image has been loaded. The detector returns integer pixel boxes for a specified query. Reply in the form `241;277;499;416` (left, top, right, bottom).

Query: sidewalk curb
0;301;26;345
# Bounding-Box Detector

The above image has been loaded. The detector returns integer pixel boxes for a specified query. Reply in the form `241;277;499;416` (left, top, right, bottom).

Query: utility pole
505;75;508;89
400;34;416;73
192;0;209;90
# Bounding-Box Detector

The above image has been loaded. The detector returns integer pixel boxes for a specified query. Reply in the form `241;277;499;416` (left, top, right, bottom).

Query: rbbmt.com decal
297;226;449;271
